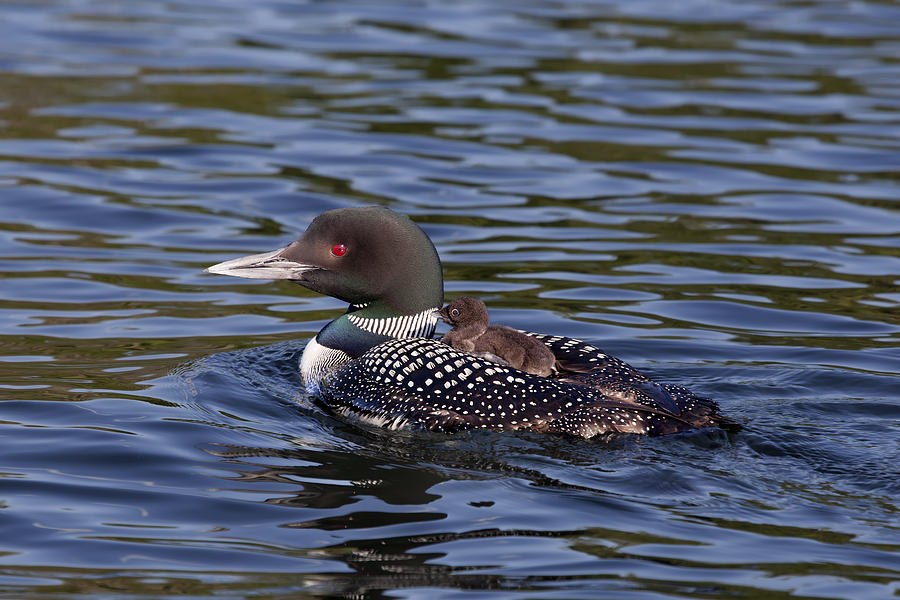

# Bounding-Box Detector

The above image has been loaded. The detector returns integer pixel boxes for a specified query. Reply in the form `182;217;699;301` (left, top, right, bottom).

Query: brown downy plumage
438;297;556;377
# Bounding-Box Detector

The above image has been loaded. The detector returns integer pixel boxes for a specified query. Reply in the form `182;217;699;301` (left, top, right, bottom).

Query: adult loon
207;206;729;438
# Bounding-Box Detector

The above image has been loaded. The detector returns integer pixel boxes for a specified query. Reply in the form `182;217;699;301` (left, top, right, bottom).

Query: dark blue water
1;1;898;598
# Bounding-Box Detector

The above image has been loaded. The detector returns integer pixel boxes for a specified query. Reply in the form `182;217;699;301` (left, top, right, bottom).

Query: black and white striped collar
346;307;438;339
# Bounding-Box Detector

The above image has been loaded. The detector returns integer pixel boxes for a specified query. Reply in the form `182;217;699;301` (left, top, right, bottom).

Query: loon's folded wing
524;332;704;417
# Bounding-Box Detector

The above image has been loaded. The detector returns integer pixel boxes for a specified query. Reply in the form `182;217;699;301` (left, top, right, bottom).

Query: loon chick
206;206;730;438
439;297;556;377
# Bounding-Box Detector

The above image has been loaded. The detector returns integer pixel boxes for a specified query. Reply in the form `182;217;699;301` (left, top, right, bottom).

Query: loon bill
206;206;732;438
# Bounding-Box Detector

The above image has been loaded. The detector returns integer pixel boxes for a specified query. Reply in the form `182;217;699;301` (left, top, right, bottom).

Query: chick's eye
331;243;347;257
450;308;459;317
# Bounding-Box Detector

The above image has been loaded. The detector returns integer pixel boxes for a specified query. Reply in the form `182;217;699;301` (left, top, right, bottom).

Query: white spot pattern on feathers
314;334;723;438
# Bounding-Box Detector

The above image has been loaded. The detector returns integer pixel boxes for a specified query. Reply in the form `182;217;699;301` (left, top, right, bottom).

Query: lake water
0;0;898;598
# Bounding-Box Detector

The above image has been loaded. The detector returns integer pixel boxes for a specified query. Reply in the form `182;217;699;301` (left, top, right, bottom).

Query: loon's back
317;335;726;438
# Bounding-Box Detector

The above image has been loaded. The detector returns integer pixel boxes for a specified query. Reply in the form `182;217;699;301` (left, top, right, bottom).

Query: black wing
525;333;720;414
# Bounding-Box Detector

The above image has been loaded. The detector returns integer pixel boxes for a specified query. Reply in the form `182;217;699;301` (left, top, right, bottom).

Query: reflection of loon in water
206;206;732;438
438;296;556;378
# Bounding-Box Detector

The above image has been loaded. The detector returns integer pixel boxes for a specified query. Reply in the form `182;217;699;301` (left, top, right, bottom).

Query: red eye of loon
331;243;347;257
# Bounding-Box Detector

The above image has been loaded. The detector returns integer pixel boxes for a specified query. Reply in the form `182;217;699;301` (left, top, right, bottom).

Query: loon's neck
300;301;439;391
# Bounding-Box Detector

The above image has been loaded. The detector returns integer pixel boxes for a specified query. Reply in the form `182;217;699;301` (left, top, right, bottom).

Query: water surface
0;1;898;598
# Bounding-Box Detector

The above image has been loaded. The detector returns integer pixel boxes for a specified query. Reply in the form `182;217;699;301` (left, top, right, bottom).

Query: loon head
206;206;444;316
207;206;445;388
